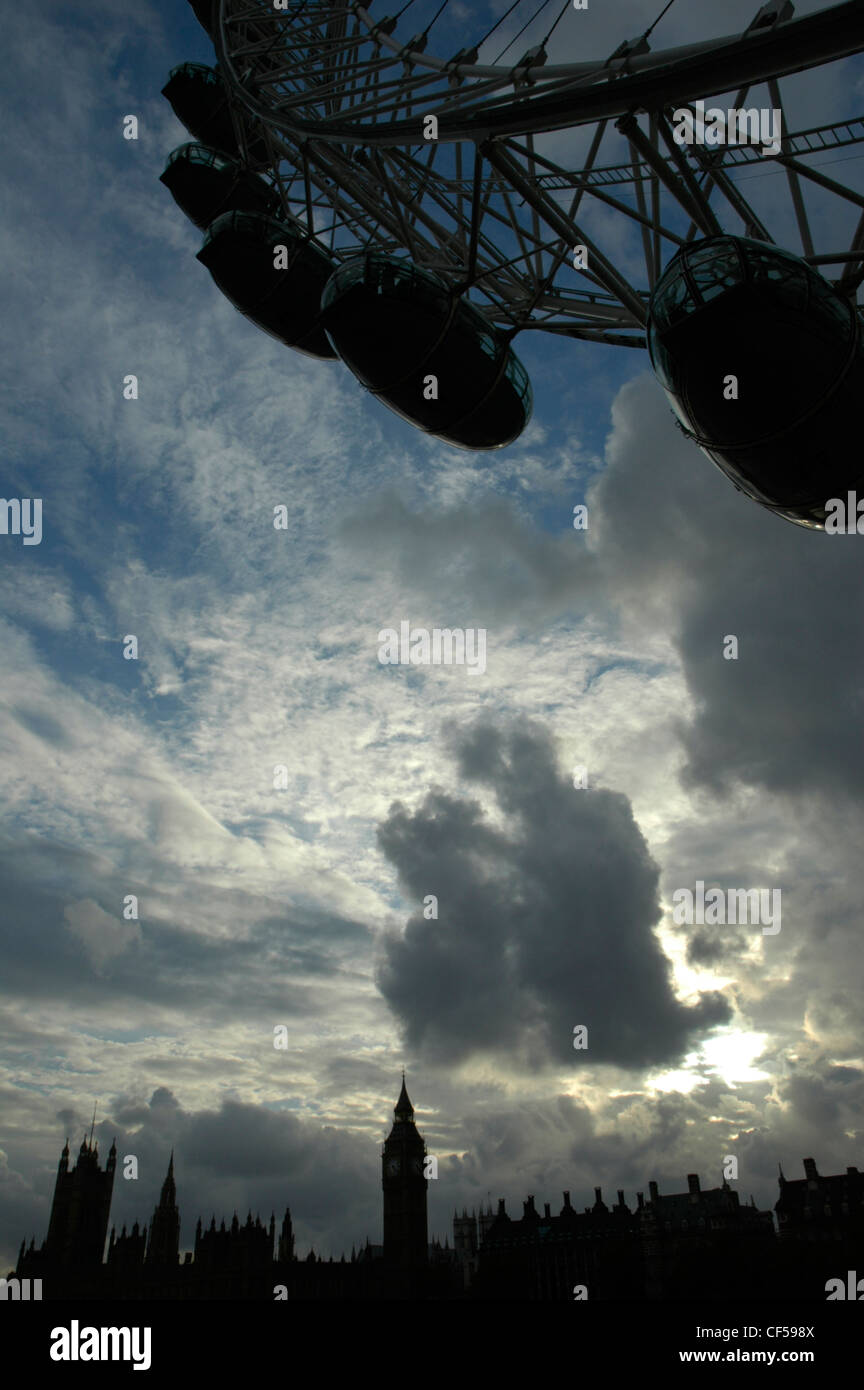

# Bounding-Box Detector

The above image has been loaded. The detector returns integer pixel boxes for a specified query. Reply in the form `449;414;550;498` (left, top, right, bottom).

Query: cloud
64;898;142;972
337;490;599;626
588;374;864;808
377;717;730;1068
4;1089;382;1265
0;567;76;632
1;0;862;1275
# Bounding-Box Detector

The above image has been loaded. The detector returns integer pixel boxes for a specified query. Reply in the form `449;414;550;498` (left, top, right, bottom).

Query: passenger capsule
647;235;864;529
196;211;338;360
320;253;533;449
159;144;278;230
162;64;239;158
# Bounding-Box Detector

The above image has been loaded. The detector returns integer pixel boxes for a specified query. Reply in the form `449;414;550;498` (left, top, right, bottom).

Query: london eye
161;0;864;527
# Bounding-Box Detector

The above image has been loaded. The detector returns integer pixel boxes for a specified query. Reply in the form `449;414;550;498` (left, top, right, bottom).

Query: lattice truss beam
214;0;864;346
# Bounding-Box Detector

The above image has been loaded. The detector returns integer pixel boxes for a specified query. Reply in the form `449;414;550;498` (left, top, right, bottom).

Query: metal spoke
206;0;864;346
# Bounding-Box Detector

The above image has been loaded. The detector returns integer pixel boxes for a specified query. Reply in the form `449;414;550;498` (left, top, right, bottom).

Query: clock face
410;1156;423;1176
386;1157;400;1176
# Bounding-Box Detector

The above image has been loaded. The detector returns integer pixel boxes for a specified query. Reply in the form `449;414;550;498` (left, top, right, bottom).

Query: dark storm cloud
129;1091;383;1256
2;1089;383;1264
686;925;751;968
112;1087;180;1131
376;717;729;1067
779;1064;864;1132
591;375;864;807
0;1144;45;1276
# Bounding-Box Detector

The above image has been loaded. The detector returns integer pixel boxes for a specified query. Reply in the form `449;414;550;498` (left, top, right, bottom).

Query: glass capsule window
167;142;234;172
505;353;533;409
741;238;802;267
201;210;328;262
475;328;499;361
322;254;451;314
200;210;282;247
686;241;744;303
650;267;699;331
168;62;219;86
324;259;365;299
376;259;450;314
741;242;808;311
450;295;531;404
459;301;502;362
650;236;840;330
647;329;676;391
320;258;370;310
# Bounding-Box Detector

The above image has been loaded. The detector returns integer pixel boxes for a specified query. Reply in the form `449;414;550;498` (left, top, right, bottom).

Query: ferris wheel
163;0;864;527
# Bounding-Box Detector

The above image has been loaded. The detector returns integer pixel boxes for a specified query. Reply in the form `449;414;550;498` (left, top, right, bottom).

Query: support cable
644;0;679;42
493;0;557;64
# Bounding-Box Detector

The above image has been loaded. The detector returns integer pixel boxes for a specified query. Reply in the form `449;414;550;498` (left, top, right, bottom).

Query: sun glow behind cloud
652;1031;772;1094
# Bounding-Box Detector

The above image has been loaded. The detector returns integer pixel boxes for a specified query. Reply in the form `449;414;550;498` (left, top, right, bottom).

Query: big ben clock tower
382;1073;428;1266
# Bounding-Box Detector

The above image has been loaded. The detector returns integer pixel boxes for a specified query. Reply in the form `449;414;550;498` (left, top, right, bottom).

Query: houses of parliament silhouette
7;1076;863;1300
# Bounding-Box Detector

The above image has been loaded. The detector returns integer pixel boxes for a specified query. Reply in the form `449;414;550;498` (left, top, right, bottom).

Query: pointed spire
394;1071;414;1120
157;1149;177;1208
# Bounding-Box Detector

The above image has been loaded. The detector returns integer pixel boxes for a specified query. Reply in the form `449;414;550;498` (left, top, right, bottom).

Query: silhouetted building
649;1171;774;1240
107;1221;146;1275
8;1091;862;1301
642;1172;775;1300
22;1134;116;1273
470;1188;643;1300
382;1072;428;1268
146;1152;180;1267
454;1201;493;1288
277;1207;294;1263
776;1157;864;1241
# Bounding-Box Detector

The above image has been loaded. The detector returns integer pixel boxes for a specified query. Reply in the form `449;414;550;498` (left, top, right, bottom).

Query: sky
1;0;863;1270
